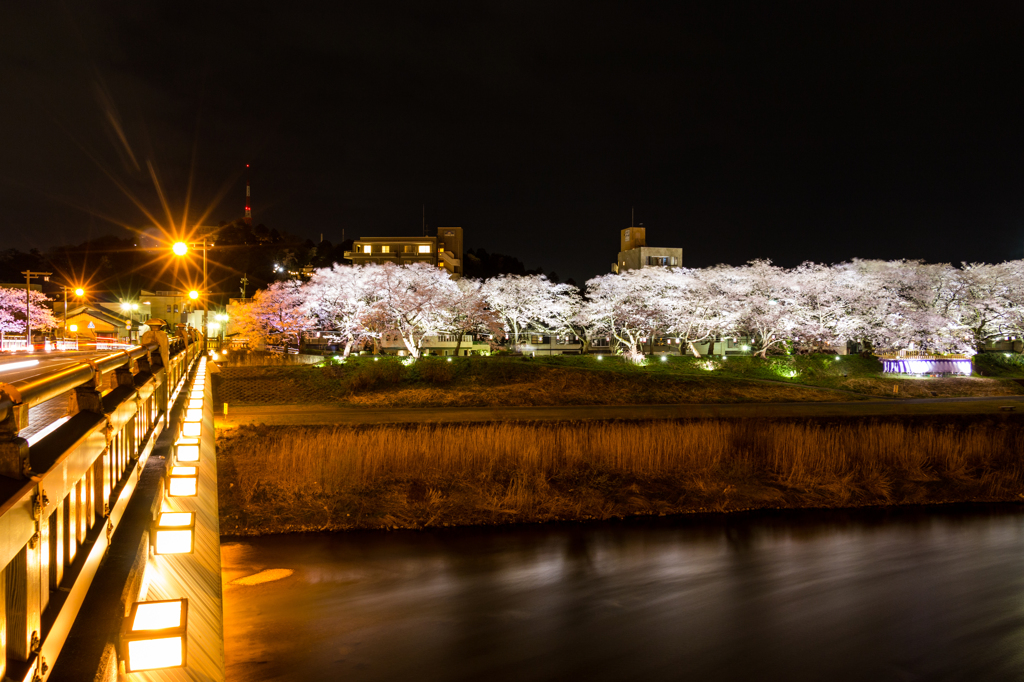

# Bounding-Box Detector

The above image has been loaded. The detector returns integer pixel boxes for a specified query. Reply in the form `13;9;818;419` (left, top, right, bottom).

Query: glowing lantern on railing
168;466;199;497
184;408;202;421
174;438;200;464
153;512;196;555
187;398;203;410
120;598;188;672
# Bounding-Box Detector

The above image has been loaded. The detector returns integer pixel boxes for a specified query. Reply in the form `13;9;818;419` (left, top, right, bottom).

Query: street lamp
57;284;85;346
172;239;210;346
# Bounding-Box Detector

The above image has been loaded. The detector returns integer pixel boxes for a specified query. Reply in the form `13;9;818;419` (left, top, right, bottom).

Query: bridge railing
0;335;202;682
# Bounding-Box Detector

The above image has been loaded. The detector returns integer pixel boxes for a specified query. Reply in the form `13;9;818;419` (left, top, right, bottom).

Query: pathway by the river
217;394;1024;428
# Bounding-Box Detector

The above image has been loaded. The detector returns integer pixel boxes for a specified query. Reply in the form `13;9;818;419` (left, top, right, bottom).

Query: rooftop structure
610;225;682;274
346;226;464;278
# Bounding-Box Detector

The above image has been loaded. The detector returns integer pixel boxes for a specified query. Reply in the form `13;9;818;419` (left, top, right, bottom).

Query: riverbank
215;354;1024;410
216;415;1024;535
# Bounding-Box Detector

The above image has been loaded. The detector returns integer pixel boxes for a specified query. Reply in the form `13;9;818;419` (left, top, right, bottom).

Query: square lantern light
174;438;200;464
181;419;202;438
153;512;196;555
168;466;199;497
184;408;202;421
190;389;204;400
187;398;203;410
120;598;188;672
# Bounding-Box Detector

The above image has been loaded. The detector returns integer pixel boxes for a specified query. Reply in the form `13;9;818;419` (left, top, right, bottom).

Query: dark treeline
0;223;565;301
463;248;575;287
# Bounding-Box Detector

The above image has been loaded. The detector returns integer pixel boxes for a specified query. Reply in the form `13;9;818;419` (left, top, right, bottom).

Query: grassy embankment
216;352;1024;408
217;416;1024;535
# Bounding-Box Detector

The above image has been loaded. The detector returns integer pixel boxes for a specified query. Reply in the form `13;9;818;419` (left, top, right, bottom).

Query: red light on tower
244;163;252;225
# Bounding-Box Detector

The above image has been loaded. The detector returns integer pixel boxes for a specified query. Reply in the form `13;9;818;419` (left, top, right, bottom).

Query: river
222;506;1024;681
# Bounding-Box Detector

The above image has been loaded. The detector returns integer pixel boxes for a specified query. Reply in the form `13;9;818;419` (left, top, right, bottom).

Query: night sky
3;2;1024;284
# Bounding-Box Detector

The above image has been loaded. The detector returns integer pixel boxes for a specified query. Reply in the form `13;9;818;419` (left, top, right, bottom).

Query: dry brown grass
839;376;1021;398
217;417;1024;535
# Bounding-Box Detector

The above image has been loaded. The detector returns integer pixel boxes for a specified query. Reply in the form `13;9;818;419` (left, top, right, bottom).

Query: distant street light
188;290;199;301
172;242;189;256
57;283;85;344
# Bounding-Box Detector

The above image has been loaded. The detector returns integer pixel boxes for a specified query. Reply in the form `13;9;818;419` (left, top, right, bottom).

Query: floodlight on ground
120;598;188;672
168;466;198;497
153;512;196;555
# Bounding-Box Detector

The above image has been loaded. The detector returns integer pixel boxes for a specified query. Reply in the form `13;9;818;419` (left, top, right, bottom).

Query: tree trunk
454;333;464;356
342;339;353;359
687;341;702;358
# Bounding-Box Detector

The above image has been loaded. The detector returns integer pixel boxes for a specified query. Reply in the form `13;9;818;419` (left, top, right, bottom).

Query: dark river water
222;506;1024;682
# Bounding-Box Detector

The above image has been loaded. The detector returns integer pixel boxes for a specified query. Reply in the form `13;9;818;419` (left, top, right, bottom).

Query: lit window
381;245;390;253
362;244;372;254
418;245;431;253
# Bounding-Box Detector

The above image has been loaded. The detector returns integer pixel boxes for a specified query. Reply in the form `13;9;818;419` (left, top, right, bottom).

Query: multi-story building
610;225;683;274
345;226;464;278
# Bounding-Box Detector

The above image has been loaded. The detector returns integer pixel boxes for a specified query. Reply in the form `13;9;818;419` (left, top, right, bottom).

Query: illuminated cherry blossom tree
583;269;677;363
302;264;378;358
368;262;461;360
0;286;57;345
481;275;576;350
233;279;307;348
444;278;502;355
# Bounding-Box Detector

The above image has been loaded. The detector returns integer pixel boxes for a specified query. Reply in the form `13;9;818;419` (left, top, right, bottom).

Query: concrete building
346;226;464;278
380;331;490;356
610;225;683;274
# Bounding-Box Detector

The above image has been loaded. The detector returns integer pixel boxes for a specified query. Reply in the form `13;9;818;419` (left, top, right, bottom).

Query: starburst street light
173;239;210;343
56;283;86;344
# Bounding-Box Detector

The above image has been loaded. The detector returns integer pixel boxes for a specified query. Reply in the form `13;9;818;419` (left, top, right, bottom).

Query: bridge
0;337;223;681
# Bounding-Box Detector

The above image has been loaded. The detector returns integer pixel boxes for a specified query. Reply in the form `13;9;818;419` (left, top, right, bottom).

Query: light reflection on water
223;506;1024;682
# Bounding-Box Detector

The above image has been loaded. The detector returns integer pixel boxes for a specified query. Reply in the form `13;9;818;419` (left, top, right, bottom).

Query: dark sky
3;2;1024;284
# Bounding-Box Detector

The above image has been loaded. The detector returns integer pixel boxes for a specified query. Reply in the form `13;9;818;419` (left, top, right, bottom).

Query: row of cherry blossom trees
0;286;58;345
232;259;1024;363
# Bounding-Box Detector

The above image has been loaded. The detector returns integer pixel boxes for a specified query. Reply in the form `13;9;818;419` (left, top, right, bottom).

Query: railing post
4;542;41;665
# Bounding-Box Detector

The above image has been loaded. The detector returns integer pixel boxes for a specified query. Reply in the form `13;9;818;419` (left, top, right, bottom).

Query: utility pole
22;270;51;352
240;273;249;299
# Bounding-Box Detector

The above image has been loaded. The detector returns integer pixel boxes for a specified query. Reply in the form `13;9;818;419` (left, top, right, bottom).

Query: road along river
223;505;1024;682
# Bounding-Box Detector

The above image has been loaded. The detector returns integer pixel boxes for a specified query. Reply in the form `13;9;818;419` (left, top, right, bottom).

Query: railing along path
0;337;201;681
